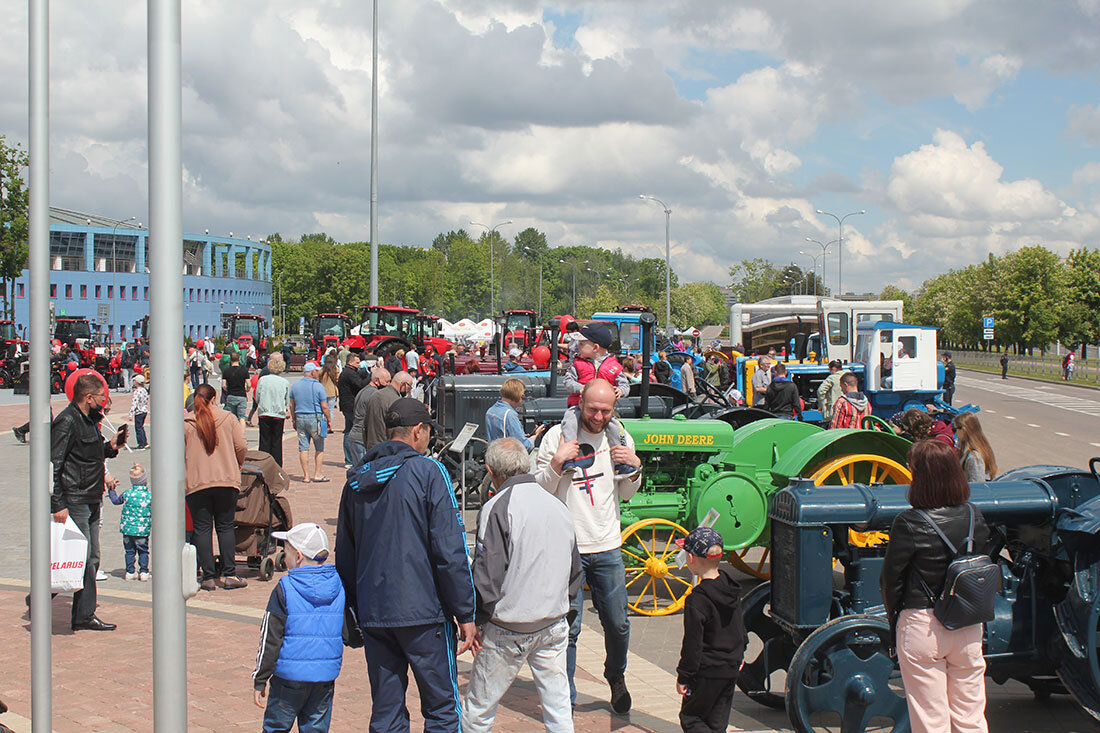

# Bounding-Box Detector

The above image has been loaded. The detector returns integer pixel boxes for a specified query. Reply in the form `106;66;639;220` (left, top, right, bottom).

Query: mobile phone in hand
116;425;128;444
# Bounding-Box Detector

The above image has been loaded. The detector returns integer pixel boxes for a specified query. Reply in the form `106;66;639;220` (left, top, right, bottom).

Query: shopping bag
50;517;88;593
320;419;328;439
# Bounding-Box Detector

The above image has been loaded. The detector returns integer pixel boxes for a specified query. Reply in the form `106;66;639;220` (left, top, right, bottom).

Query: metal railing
952;349;1100;385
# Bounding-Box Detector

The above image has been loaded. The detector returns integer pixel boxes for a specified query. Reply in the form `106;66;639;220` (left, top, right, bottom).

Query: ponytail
192;384;219;455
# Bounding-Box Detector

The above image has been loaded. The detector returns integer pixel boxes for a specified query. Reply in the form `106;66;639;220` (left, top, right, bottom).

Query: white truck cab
855;321;939;392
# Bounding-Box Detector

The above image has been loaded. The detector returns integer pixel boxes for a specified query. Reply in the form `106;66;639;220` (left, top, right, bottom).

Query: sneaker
96;570;108;581
220;576;248;590
124;572;138;581
614;463;638;476
139;572;151;582
608;676;632;714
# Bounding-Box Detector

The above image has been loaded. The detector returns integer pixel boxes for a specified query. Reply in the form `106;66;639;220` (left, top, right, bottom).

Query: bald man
349;367;391;465
535;379;642;713
364;370;414;450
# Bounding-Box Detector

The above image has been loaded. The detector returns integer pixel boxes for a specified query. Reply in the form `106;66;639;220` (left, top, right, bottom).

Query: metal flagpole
148;0;188;729
28;0;52;728
368;0;379;305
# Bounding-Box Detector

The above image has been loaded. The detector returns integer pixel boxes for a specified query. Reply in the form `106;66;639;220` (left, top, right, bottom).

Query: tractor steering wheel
860;414;898;435
696;377;733;409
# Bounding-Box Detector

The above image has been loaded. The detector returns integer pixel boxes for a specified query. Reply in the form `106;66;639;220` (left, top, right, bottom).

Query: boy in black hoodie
675;527;747;733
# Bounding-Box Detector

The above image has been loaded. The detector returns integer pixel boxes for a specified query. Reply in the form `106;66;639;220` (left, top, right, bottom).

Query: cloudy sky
2;0;1099;294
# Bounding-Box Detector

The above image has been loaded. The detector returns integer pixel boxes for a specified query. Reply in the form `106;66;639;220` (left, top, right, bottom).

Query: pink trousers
897;608;988;733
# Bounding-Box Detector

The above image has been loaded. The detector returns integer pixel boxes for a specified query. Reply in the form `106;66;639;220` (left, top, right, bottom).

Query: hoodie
676;568;747;686
828;391;871;429
335;440;476;628
252;564;345;688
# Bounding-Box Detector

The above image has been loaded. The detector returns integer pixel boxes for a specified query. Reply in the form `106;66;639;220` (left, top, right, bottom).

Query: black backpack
915;504;1001;630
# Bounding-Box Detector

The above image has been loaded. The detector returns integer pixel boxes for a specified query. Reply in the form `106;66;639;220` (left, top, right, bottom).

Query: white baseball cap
272;523;330;561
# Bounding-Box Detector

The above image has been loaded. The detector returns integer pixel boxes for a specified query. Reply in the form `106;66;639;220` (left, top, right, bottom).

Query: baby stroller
235;450;292;581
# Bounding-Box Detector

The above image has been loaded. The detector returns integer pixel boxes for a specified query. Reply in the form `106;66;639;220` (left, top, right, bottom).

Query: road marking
1027;423;1040;428
1004;415;1016;420
1056;432;1070;437
1091;443;1100;448
985;409;997;413
958;375;1100;419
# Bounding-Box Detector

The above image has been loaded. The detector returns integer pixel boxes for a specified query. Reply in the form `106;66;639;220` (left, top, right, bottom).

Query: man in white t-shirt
405;345;420;375
536;379;641;714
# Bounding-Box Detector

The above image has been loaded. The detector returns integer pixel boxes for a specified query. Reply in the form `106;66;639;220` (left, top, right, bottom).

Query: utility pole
368;0;379;306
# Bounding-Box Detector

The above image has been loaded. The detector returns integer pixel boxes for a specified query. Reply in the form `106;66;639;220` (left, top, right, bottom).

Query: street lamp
521;246;543;320
470;220;512;318
815;209;864;297
804;238;839;295
799;250;821;296
558;258;589;314
639;194;672;333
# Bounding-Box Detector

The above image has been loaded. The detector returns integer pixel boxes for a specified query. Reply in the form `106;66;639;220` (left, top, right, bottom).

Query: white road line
957;375;1100;420
985;409;997;413
1056;432;1070;437
1091;443;1100;448
1027;423;1040;428
1004;415;1016;420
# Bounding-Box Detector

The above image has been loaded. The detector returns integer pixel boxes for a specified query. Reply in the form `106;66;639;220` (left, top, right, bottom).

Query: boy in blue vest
252;523;345;733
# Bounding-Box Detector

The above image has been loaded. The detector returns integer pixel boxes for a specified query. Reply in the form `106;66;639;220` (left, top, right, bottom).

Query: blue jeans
134;412;147;448
123;535;149;573
225;394;248;419
347;441;367;468
567;548;630;704
262;676;334;733
342;410;356;466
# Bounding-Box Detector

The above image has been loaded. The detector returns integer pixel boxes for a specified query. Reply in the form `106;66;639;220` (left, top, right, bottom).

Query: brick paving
1;392;1096;731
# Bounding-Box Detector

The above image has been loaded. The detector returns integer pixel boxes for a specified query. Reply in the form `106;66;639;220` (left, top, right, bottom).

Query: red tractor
502;310;538;351
54;316;97;366
0;319;26;388
343;305;454;357
309;313;353;361
226;314;268;352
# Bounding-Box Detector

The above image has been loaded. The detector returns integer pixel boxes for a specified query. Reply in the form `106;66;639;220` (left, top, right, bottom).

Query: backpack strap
963;503;975;553
914;508;959;555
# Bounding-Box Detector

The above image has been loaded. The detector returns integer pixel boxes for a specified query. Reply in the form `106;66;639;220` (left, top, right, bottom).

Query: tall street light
639;194;672;333
110;216;138;343
522;245;543;320
558;258;588;314
804;237;839;295
799;250;821;295
815;209;864;297
470;220;512;318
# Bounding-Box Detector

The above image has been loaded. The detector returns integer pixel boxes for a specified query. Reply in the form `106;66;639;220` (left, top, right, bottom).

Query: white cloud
1067;104;1100;145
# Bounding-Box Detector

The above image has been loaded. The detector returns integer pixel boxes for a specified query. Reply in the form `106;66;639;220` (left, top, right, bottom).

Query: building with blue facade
11;207;273;344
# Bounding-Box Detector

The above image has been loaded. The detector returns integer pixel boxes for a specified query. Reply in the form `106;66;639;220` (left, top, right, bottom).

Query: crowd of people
28;320;1017;733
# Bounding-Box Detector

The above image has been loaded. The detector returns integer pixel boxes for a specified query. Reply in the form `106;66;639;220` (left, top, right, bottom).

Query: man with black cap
336;397;477;732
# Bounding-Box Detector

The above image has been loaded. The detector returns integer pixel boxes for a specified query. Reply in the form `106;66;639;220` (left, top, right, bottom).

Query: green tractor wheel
620;518;697;616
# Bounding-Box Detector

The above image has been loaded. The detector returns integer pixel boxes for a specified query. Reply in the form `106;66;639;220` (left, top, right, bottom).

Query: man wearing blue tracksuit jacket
336;398;477;733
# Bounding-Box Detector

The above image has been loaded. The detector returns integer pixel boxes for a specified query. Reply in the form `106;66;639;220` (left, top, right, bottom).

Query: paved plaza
1;375;1099;731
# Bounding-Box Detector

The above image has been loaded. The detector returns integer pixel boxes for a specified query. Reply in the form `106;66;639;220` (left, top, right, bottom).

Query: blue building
11;207;273;344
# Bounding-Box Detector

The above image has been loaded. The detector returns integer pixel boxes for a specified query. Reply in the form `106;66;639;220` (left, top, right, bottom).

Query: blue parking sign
982;317;994;328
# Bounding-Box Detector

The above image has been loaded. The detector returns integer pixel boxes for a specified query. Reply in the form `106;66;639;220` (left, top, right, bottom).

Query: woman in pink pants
880;439;992;733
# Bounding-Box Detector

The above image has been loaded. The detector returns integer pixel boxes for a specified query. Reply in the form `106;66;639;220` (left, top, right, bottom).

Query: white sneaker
139;572;151;582
124;572;138;581
96;570;109;581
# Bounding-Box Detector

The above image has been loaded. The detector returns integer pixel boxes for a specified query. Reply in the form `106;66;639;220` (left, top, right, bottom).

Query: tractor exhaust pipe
548;317;561;398
639;311;656;417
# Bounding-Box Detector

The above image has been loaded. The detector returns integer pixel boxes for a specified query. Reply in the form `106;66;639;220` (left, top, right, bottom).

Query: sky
1;0;1099;295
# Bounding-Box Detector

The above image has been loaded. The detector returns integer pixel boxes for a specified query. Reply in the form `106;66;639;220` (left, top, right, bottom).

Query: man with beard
535;379;642;714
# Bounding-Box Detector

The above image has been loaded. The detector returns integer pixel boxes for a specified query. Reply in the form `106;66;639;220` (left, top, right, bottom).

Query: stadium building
10;207;273;343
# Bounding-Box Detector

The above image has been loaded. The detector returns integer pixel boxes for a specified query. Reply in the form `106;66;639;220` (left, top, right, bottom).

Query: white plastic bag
50;517;88;593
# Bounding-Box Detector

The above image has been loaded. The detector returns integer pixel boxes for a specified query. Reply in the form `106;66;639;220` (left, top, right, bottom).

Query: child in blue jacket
252;523;345;733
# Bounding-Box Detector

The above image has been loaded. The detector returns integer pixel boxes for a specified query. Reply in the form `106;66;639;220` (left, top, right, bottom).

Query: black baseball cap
580;322;614;348
384;398;439;430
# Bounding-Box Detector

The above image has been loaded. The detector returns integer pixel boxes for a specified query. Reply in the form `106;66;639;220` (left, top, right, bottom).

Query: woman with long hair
184;383;248;591
953;412;997;482
319;349;340;415
881;439;991;732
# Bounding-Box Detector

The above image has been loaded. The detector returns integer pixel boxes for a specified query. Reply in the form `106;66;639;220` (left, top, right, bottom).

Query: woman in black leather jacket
880;439;991;733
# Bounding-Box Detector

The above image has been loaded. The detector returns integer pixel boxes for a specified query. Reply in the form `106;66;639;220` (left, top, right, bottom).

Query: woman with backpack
881;439;992;732
953;412;997;482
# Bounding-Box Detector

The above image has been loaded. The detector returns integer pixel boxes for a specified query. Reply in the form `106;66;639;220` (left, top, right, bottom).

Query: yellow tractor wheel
728;547;772;580
620;518;697;616
807;454;912;547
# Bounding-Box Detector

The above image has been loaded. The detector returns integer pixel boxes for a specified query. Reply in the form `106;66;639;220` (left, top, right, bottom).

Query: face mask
88;405;104;422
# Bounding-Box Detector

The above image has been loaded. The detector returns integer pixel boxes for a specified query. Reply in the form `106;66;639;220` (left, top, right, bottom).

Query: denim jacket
485;400;532;452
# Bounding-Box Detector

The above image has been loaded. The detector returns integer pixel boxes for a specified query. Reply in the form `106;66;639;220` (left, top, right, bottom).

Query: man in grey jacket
462;438;582;732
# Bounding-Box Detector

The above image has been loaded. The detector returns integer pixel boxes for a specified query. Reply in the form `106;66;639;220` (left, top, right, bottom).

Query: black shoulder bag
914;503;1001;630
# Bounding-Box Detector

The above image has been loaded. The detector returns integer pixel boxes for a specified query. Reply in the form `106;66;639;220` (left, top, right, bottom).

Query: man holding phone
50;373;126;631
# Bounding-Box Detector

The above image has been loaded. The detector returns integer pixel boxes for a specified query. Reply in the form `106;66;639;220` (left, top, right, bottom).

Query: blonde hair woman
953;412;997;482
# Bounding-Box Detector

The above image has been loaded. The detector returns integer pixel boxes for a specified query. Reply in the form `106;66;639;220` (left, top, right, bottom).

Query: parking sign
982;317;994;328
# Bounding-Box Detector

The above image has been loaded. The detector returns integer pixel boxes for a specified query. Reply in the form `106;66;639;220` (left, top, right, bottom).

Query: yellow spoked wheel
620;518;697;616
808;454;912;547
728;547;772;580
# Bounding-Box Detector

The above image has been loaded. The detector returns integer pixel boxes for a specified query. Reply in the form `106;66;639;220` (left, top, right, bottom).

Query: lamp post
470;220;512;318
814;209;864;297
639;194;672;333
804;237;839;296
798;251;821;295
521;246;543;320
558;258;588;314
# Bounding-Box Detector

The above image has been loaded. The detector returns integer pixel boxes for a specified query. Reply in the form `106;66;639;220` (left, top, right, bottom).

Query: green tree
0;136;30;319
728;258;786;303
992;246;1067;352
1062;248;1100;353
671;282;727;327
878;285;912;315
